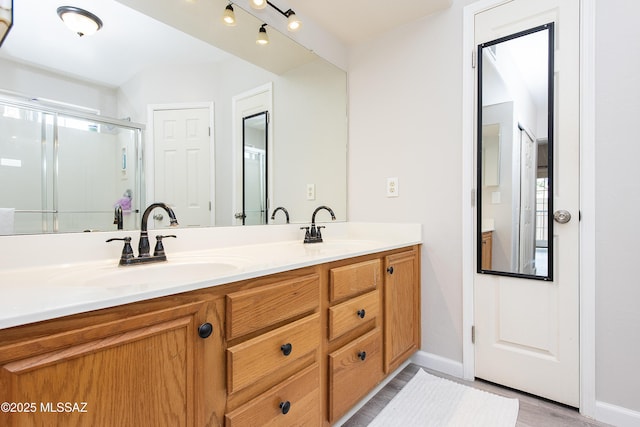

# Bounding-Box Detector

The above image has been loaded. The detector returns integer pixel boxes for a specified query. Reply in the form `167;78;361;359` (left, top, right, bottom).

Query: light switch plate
306;184;316;200
386;177;399;197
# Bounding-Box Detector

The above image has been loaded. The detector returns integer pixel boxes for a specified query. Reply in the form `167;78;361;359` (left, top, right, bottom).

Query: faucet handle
154;235;177;257
316;226;326;241
300;226;311;242
106;236;134;262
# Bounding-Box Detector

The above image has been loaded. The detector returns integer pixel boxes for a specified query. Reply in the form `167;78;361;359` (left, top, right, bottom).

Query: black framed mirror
477;23;554;280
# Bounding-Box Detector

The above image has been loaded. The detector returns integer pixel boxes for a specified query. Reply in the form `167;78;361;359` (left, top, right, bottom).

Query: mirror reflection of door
242;112;268;225
477;24;554;280
152;105;213;228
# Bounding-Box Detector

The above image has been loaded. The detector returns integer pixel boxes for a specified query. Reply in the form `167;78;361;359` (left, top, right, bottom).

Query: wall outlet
386;177;399;197
306;183;316;200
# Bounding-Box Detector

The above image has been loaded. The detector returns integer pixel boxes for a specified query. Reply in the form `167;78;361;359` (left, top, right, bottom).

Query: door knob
553;210;572;224
234;212;246;219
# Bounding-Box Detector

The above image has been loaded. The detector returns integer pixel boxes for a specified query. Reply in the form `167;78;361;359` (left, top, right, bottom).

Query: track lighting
286;11;301;32
222;3;236;26
56;6;103;37
249;0;267;10
256;23;269;45
221;0;301;44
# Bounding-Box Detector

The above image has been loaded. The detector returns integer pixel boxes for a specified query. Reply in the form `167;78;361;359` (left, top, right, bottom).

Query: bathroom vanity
0;223;420;426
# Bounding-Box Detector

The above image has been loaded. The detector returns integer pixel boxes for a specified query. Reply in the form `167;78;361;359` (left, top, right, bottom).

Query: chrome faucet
271;206;290;224
301;205;336;243
113;205;123;230
107;202;178;266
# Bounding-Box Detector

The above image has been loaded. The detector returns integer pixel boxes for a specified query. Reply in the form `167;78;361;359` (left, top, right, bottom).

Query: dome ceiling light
56;6;103;37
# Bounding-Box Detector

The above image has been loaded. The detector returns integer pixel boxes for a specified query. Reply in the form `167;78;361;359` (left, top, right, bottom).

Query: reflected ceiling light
286;11;301;32
56;6;103;37
256;24;269;45
249;0;267;10
222;3;236;26
264;1;301;33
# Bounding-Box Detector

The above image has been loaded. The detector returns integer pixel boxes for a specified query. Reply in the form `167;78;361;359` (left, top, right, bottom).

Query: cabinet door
0;301;221;427
384;248;421;373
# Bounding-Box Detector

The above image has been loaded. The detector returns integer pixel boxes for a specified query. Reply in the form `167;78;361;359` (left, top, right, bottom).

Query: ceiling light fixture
56;6;103;37
256;24;269;45
249;0;267;10
265;1;301;32
222;3;236;26
0;0;13;47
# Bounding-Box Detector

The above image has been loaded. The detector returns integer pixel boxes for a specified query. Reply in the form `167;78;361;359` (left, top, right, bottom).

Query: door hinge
209;201;212;211
471;325;476;344
472;50;476;68
471;190;476;207
208;126;211;136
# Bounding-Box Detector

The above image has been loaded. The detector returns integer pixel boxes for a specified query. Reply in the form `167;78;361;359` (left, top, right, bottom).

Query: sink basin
51;258;245;289
83;261;240;288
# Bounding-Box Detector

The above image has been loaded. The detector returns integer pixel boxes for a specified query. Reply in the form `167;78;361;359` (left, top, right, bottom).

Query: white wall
348;0;640;419
118;56;347;226
348;0;474;362
594;0;640;415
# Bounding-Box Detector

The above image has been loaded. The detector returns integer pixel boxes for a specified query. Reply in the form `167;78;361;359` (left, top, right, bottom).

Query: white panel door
474;0;580;406
153;107;211;228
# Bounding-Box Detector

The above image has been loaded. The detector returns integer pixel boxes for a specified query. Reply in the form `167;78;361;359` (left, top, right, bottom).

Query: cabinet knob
387;266;394;275
357;309;366;319
198;322;213;339
279;400;291;415
281;343;293;356
358;351;367;361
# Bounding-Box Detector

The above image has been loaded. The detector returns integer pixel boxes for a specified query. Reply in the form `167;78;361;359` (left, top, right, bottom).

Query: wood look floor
342;364;612;427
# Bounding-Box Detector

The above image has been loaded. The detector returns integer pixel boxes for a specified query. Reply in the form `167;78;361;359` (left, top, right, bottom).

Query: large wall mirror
0;0;347;235
477;23;554;280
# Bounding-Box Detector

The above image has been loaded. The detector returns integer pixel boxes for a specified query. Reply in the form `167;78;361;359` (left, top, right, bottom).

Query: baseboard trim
594;400;640;427
410;350;464;378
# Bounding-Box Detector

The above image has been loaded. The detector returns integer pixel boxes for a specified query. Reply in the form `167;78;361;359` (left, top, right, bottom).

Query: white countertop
0;222;421;330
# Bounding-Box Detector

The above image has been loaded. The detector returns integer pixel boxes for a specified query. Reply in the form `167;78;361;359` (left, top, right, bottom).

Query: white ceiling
0;0;453;89
286;0;453;45
0;0;231;88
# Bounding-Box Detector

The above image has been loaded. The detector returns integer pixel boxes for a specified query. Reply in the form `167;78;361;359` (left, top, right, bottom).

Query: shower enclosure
0;97;143;234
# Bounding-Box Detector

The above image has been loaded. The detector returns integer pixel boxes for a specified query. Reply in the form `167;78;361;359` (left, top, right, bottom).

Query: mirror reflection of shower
0;96;142;234
242;111;268;226
477;23;554;280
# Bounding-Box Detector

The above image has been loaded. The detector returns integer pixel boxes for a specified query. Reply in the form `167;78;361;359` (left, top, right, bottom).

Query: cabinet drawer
227;313;320;394
225;363;321;427
328;290;379;341
329;259;380;302
328;328;384;422
226;274;319;340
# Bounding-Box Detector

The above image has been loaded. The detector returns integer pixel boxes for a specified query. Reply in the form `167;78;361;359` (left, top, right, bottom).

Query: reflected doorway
242;111;268;225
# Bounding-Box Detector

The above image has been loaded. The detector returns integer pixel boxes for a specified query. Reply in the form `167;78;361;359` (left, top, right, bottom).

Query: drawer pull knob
358;351;367;361
279;400;291;415
281;343;293;356
387;266;394;274
198;322;213;339
357;309;366;319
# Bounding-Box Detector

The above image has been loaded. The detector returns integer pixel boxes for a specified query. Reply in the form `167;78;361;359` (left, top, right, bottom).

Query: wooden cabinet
481;231;493;270
0;245;421;427
328;329;383;422
384;248;421;373
225;272;321;426
0;297;226;427
326;259;384;423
